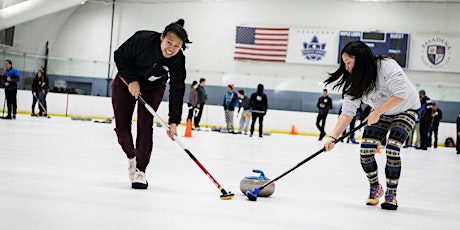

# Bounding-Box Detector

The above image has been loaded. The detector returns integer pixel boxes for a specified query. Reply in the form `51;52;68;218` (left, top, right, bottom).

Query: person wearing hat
223;84;238;133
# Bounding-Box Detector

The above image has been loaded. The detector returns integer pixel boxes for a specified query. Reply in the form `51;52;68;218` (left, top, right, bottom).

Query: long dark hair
163;19;192;50
324;41;381;99
37;69;45;82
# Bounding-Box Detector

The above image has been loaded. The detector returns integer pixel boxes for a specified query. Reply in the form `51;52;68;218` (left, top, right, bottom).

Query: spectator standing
457;112;460;154
418;89;432;150
428;102;442;148
236;89;251;135
186;80;198;124
249;84;268;138
316;89;333;140
346;106;362;144
223;84;238;133
337;97;361;144
31;66;49;117
194;78;207;130
1;60;20;119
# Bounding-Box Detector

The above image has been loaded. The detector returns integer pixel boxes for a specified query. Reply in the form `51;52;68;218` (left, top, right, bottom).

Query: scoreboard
338;30;410;68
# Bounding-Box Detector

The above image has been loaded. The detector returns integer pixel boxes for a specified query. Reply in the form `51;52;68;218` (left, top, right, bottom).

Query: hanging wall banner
409;35;460;73
285;29;338;65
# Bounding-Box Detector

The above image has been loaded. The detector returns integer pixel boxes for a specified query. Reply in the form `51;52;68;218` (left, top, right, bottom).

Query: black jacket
430;108;442;128
238;96;250;112
196;85;207;104
457;113;460;132
420;95;432;123
250;84;268;114
31;74;49;93
317;96;333;114
114;31;186;125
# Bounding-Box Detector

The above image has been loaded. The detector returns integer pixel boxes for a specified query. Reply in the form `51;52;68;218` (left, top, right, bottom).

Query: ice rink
1;115;459;230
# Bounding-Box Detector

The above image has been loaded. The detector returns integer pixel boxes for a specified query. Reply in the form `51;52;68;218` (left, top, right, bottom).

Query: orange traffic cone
290;125;297;135
183;119;193;138
376;144;381;154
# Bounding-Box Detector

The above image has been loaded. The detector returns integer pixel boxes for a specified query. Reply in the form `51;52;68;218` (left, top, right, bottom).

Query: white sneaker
128;157;136;182
132;169;148;189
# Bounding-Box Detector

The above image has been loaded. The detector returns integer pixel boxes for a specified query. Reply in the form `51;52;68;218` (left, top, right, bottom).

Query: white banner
409;35;460;73
286;29;339;65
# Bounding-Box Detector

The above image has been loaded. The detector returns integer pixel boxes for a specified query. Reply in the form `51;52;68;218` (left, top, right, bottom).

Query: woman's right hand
128;81;141;99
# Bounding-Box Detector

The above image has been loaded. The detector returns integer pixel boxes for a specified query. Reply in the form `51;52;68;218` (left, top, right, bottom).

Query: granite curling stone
240;169;275;197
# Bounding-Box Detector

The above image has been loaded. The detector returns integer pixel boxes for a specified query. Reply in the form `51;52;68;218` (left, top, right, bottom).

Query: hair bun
176;19;185;27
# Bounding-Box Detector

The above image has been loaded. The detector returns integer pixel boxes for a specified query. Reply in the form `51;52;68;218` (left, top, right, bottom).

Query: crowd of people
186;78;268;138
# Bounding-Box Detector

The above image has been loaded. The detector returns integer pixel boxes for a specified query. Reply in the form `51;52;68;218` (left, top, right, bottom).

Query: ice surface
0;115;459;230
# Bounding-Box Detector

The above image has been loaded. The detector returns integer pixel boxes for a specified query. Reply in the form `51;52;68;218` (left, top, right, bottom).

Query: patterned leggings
360;110;418;196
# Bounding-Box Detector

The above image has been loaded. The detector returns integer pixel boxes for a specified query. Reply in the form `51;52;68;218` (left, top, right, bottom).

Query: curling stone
240;169;275;197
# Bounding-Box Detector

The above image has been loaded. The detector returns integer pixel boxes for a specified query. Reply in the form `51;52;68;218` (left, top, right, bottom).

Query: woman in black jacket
31;67;49;116
112;19;191;189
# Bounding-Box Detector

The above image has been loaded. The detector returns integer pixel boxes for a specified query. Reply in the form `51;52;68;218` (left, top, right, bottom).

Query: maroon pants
112;75;165;172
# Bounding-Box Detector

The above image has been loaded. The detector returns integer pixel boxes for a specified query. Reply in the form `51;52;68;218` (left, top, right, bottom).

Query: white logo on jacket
148;65;170;82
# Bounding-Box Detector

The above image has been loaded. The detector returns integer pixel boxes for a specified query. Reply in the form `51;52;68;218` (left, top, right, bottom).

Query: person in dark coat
236;89;251;135
249;84;268;138
194;78;207;130
428;102;442;148
457;112;460;154
31;66;49;116
316;89;333;140
186;80;198;123
112;19;191;189
418;89;432;150
1;59;20;119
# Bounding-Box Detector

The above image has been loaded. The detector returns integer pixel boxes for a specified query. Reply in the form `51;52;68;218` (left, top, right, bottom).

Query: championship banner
285;29;338;65
408;35;460;73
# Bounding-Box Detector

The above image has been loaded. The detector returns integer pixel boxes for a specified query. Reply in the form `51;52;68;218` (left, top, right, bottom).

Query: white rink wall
5;89;457;146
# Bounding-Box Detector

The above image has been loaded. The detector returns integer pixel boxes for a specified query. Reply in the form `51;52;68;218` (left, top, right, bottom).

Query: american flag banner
234;26;289;62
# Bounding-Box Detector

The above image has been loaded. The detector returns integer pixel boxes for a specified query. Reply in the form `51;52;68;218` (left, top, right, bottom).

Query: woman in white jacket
323;41;420;210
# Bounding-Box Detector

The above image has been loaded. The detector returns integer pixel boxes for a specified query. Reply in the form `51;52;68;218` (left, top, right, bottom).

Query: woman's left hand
324;137;336;152
167;123;178;141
